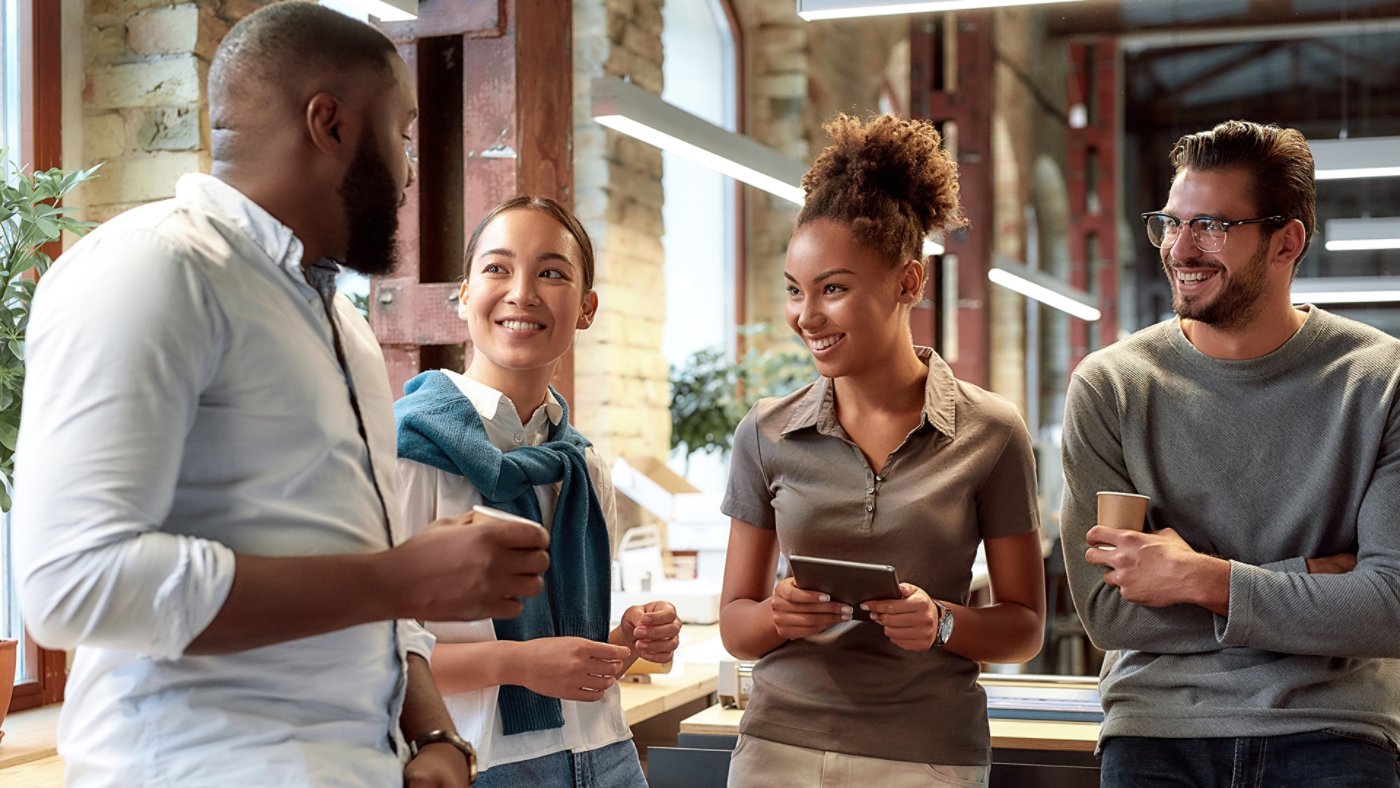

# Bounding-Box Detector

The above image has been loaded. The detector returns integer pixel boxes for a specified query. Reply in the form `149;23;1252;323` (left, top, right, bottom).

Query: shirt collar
781;346;957;440
445;370;564;427
175;173;335;295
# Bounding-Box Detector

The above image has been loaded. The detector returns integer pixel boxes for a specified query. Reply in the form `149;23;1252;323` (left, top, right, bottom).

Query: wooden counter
678;703;1100;753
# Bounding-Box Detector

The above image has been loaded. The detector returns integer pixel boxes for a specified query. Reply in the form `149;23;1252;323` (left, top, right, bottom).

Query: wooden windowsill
0;703;60;770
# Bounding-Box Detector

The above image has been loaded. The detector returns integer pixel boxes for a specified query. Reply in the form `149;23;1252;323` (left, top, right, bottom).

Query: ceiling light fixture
592;76;807;205
1323;217;1400;251
1310;136;1400;181
320;0;417;22
796;0;1086;22
987;258;1101;321
1291;276;1400;305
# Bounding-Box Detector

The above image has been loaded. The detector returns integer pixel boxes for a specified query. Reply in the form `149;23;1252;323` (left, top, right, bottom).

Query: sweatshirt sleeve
1060;371;1224;653
1214;391;1400;657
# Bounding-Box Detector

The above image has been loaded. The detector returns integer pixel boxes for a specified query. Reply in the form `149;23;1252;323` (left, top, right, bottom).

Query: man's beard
337;129;401;276
1168;238;1269;330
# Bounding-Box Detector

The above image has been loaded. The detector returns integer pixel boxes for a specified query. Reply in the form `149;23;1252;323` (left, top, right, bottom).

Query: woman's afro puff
797;114;964;265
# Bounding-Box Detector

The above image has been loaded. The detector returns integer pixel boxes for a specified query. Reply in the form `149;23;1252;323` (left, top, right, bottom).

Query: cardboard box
611;456;729;581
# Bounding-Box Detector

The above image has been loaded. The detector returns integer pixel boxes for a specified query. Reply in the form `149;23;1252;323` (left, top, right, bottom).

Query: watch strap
410;729;478;780
932;600;954;648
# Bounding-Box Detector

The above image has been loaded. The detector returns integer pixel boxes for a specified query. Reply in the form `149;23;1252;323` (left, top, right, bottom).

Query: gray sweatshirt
1061;307;1400;748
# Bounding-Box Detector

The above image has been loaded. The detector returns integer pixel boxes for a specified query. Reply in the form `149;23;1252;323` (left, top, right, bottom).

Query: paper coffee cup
1096;491;1149;531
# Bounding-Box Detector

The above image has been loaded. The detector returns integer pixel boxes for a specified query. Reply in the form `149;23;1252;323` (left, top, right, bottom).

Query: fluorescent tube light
1323;217;1400;252
1291;277;1400;305
1310;136;1400;181
987;258;1101;321
319;0;417;21
797;0;1085;21
923;237;945;257
592;77;807;205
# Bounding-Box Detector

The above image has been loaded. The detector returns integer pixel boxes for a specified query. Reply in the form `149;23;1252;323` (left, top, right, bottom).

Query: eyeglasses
404;138;418;167
1140;212;1284;253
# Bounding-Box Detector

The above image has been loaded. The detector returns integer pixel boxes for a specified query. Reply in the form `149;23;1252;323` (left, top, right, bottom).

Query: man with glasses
13;4;551;785
1060;119;1400;785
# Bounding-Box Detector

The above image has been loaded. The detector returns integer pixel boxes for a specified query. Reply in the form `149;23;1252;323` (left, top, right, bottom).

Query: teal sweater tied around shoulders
394;370;612;736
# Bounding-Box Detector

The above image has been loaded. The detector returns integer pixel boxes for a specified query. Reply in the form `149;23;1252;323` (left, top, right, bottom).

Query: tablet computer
788;554;902;621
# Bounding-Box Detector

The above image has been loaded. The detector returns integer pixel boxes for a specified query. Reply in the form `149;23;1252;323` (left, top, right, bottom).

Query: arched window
661;0;739;492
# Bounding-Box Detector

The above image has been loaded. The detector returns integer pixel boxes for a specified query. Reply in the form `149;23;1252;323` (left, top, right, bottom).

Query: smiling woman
718;115;1047;788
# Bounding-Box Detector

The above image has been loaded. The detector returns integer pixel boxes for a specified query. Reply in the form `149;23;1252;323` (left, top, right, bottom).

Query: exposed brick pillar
1066;39;1119;368
570;0;670;464
911;11;995;389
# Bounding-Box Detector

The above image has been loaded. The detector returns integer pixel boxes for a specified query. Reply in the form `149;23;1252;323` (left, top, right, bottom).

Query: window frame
6;0;68;714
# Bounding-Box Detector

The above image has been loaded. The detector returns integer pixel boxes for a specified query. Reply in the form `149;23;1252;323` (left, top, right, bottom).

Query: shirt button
866;502;874;512
866;487;875;495
513;433;525;444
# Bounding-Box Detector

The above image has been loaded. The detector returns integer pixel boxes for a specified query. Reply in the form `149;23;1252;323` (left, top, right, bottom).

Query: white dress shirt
396;371;630;773
14;173;433;786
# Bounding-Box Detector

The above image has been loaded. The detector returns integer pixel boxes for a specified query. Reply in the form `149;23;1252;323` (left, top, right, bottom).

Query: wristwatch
932;601;955;649
410;729;478;782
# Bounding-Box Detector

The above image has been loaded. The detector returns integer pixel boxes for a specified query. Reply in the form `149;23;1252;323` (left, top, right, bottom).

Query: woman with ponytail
395;196;680;787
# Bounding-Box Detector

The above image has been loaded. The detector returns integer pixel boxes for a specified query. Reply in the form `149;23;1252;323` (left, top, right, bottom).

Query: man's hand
863;583;941;651
771;576;851;640
404;742;472;787
1307;553;1357;574
390;513;550;622
1084;526;1230;615
507;636;632;702
615;601;682;665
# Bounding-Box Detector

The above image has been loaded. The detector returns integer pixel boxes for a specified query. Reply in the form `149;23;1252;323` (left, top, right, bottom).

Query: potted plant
0;151;98;736
0;152;99;509
668;326;814;470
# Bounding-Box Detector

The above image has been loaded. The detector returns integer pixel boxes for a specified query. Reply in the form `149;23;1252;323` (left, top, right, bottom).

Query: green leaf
0;149;100;490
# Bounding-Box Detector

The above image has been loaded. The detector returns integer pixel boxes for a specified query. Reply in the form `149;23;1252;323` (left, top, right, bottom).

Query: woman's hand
771;576;851;640
863;583;941;651
616;601;683;665
510;636;631;702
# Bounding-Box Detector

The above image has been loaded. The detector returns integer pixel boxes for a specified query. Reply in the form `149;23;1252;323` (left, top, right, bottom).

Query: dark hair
209;2;398;136
797;114;965;265
464;196;596;292
1169;120;1316;259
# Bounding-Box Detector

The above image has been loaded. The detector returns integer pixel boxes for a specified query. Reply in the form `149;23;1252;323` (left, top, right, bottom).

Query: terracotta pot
0;638;16;743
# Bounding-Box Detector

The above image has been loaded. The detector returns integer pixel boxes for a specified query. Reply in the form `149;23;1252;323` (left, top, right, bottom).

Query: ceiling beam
1046;0;1400;41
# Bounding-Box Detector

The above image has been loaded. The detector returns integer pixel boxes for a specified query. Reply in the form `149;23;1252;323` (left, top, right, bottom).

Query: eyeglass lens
1145;215;1228;253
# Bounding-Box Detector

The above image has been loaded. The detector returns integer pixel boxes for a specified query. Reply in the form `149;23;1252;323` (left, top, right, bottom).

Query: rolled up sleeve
14;230;235;658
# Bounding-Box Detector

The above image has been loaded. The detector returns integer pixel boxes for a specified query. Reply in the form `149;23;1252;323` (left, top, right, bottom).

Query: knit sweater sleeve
1215;391;1400;657
1060;371;1224;653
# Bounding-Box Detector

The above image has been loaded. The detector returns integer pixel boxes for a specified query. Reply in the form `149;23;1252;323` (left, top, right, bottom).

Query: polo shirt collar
780;346;957;440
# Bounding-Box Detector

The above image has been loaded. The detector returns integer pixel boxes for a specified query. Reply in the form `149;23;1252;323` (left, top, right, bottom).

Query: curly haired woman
718;114;1047;788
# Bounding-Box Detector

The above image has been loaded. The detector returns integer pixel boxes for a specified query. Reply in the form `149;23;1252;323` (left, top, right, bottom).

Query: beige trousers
726;734;990;788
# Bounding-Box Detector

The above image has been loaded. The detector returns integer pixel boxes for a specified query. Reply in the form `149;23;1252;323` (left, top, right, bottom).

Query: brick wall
736;0;808;347
79;0;265;223
571;0;671;469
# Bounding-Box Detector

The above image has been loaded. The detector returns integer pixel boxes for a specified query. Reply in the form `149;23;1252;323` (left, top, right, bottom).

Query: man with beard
13;4;550;785
1060;120;1400;785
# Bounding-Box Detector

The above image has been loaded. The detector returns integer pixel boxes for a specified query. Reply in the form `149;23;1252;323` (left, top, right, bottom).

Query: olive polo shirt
722;347;1040;765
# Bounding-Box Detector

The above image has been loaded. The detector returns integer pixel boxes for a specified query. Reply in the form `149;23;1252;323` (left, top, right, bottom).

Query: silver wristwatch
932;601;955;649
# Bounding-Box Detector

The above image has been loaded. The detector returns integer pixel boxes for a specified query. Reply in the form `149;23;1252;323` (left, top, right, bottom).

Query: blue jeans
1101;730;1400;787
473;739;648;788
